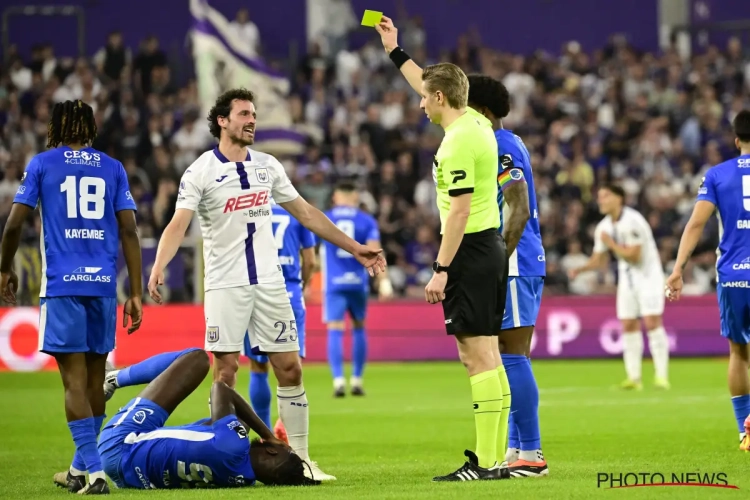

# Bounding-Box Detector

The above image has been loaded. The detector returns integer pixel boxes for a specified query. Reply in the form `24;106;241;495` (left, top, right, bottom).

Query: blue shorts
323;290;368;323
244;283;307;361
98;397;169;488
717;283;750;345
39;296;117;355
501;277;544;330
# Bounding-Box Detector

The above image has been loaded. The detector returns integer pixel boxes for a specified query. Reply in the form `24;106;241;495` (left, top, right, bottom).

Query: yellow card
361;10;383;27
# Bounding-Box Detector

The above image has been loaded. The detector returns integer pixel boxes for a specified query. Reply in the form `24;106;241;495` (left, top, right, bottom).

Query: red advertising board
0;295;726;372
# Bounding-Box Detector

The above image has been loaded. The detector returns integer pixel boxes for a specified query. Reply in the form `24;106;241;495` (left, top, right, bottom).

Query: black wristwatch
432;261;449;273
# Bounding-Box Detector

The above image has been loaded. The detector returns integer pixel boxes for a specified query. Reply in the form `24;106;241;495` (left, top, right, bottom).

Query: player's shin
277;384;309;461
647;326;670;384
496;364;512;465
327;328;345;391
70;414;105;477
116;348;202;387
351;327;367;390
249;371;272;429
502;355;543;462
470;370;503;469
68;417;105;483
622;331;644;384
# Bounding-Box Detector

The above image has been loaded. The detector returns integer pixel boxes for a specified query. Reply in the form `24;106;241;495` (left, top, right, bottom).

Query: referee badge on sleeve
206;326;219;343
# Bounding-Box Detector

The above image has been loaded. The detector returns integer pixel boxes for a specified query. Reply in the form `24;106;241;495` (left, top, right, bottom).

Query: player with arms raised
0;100;143;495
321;181;392;397
464;75;548;477
245;200;316;436
147;88;385;481
570;185;670;390
666;110;750;450
376;16;510;481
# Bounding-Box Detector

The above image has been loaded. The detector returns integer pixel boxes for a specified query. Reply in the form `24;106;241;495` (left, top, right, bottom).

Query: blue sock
502;354;541;450
117;348;200;387
327;328;344;379
71;414;105;472
732;394;750;434
352;327;367;378
508;412;521;449
250;372;272;429
68;417;102;474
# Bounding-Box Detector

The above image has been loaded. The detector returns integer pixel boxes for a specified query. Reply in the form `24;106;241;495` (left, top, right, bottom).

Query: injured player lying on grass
55;348;319;493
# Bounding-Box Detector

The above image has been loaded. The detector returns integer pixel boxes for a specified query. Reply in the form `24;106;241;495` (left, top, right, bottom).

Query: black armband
389;47;411;69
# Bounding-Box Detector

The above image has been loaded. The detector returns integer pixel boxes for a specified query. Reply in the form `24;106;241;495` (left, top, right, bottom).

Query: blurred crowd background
1;4;744;302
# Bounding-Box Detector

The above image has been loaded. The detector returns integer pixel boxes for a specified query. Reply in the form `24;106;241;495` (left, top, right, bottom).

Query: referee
376;16;510;482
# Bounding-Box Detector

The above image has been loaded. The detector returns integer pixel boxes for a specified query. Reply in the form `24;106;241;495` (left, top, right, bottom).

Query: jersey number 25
60;176;106;220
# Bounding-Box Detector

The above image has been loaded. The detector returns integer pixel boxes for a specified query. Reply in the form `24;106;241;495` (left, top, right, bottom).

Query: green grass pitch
0;359;747;499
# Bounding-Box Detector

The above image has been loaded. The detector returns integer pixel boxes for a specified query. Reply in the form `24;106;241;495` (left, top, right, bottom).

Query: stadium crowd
0;10;744;300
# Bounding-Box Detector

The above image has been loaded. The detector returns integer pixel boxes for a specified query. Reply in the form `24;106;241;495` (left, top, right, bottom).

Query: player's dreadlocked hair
46;100;97;149
249;439;320;487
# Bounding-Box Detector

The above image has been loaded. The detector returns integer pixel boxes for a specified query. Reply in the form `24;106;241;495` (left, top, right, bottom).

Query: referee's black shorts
442;228;509;336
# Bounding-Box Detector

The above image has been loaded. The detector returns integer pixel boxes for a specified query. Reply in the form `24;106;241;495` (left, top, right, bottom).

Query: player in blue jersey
321;181;392;397
243;201;316;439
667;110;750;452
466;76;548;477
0;100;143;495
64;348;318;489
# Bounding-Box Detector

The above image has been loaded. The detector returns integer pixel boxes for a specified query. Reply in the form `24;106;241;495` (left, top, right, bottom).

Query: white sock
69;466;85;477
277;384;309;461
741;432;746;442
647;327;670;380
350;376;363;388
89;471;105;483
505;447;520;463
622;332;643;381
519;449;544;463
333;377;345;389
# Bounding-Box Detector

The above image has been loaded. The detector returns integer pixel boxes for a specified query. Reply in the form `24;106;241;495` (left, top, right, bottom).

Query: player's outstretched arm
502;182;531;257
149;209;193;303
0;203;32;303
117;209;143;333
666;200;715;300
281;196;386;276
569;251;608;279
375;16;423;95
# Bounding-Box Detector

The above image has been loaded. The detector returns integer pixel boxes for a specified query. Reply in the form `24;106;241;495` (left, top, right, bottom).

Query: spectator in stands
2;22;743;302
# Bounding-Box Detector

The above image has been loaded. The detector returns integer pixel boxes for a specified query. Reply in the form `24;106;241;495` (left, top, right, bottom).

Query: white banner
190;0;306;156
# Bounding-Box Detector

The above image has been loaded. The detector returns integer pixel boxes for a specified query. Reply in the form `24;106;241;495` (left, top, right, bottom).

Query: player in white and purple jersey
466;75;548;477
320;181;392;397
0;100;143;495
55;348;319;489
243;201;316;439
667;110;750;451
147;89;386;482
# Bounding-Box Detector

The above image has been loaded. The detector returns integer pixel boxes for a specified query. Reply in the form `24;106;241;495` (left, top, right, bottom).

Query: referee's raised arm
373;14;511;482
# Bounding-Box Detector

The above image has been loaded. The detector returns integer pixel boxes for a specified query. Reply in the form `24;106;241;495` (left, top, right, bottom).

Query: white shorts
204;283;298;354
616;277;665;320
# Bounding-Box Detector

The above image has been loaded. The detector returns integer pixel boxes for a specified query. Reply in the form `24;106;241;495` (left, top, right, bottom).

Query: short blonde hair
422;63;469;109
